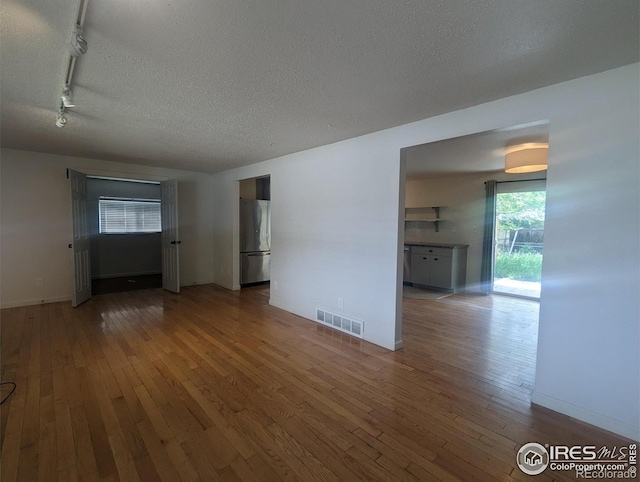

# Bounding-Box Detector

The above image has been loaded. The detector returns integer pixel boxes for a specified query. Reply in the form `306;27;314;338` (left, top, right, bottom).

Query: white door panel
161;179;180;292
69;169;91;307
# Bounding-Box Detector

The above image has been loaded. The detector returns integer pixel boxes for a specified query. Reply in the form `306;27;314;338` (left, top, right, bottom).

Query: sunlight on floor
493;278;541;298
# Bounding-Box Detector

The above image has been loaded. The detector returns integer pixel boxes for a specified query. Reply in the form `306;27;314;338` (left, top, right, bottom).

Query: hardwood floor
0;285;632;481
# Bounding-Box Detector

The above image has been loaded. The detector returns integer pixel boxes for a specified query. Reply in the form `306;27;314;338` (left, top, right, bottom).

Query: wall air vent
315;308;364;339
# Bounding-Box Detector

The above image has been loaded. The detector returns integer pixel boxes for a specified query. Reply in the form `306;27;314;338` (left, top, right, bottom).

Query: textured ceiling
1;0;638;173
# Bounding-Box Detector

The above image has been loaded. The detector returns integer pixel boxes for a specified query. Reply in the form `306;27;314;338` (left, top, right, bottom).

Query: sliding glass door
493;181;545;298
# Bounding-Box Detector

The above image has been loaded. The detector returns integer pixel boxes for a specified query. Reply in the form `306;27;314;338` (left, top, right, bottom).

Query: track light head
56;109;68;128
68;29;88;57
62;87;75;108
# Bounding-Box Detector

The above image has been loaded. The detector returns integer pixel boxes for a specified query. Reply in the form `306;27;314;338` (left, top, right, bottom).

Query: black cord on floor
0;382;16;405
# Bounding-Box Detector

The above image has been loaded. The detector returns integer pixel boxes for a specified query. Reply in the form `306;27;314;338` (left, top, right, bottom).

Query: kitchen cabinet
408;244;467;293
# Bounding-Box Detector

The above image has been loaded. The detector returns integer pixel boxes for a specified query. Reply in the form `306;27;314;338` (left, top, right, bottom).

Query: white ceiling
1;1;638;173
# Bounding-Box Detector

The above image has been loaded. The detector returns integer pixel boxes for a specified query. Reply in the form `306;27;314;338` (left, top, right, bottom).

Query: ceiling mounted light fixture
68;28;88;57
505;143;549;173
56;107;68;128
56;0;89;128
62;86;75;108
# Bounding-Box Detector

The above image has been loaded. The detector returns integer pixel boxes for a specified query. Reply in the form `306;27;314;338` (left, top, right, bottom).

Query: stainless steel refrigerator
240;199;271;284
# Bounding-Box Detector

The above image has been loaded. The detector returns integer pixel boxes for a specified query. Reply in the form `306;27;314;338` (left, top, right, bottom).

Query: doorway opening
493;184;546;299
238;176;271;290
401;122;548;296
69;170;180;307
87;177;163;295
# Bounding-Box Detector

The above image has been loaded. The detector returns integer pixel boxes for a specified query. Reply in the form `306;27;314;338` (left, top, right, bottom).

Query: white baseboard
1;296;71;309
532;390;640;441
394;340;404;351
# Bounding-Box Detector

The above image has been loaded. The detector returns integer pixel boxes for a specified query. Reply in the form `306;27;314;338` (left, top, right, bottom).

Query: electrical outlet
338;297;344;308
451;225;457;233
36;278;44;287
273;281;278;290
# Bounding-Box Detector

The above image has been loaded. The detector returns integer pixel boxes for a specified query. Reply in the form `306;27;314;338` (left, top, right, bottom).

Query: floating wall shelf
405;206;443;232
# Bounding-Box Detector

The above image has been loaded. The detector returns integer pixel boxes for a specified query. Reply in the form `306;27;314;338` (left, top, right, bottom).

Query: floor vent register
315;308;364;339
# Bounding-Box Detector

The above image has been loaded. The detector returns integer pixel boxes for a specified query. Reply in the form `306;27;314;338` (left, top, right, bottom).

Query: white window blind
99;198;161;234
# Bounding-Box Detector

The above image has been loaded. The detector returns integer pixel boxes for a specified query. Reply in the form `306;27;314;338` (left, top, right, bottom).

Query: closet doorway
87;177;163;295
69;171;180;306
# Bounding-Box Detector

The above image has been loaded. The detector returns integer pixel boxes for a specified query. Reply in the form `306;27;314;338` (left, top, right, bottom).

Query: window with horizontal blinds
99;198;161;234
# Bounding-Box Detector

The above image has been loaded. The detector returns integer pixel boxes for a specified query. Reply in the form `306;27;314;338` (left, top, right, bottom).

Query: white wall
0;149;215;307
533;67;640;440
211;64;639;439
212;139;405;351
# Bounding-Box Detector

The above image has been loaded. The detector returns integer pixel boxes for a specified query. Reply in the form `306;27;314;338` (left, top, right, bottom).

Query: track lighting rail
56;0;89;128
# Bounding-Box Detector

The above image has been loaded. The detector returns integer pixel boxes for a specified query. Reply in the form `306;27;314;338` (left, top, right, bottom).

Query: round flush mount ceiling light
505;143;549;173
